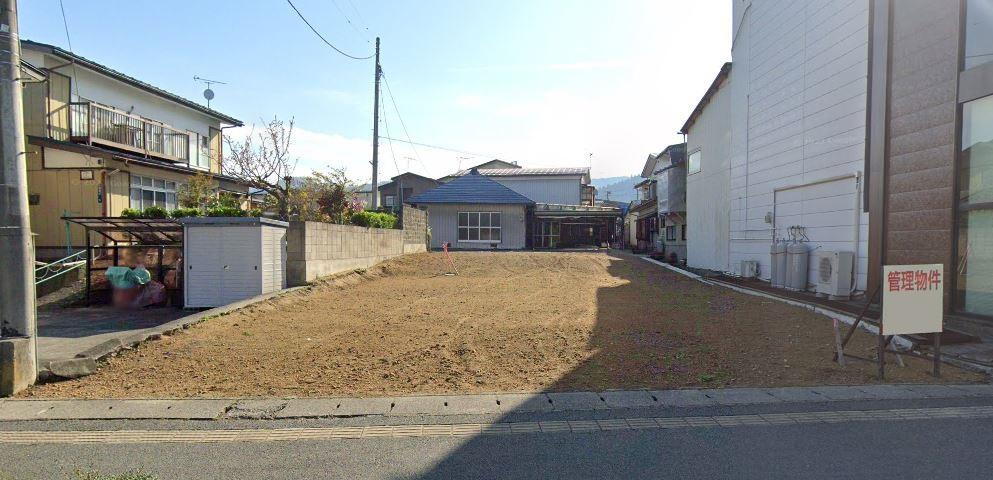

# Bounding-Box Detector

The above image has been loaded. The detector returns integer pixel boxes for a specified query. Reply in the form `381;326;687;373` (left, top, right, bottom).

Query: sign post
879;264;944;380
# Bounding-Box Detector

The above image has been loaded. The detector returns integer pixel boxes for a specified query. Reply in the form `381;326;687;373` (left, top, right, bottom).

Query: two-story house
20;40;247;259
628;159;659;253
655;143;688;263
377;172;441;213
408;161;620;249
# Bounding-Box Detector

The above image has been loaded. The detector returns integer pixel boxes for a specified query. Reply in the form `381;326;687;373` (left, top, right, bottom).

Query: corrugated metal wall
490;177;580;204
728;0;870;290
425;204;528;249
687;75;732;273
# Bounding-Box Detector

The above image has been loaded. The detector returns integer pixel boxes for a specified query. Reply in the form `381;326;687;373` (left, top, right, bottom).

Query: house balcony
69;101;189;163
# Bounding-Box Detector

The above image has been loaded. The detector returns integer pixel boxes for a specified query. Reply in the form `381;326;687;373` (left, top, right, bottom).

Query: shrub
350;211;397;229
140;206;168;219
120;208;141;219
169;207;202;219
205;205;246;217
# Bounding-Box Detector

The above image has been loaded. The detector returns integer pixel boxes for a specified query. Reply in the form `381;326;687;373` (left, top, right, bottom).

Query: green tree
176;172;215;210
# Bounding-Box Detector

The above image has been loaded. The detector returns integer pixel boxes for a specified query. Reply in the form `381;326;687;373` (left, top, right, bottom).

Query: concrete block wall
402;206;428;247
287;213;427;286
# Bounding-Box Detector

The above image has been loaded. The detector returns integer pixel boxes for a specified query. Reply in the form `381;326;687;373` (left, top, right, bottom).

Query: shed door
218;226;262;304
185;227;222;307
261;226;286;293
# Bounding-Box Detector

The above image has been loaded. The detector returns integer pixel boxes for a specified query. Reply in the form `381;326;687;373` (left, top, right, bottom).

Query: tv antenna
194;76;227;108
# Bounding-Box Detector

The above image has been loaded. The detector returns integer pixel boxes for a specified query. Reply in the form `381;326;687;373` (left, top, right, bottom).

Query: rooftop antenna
194;76;227;108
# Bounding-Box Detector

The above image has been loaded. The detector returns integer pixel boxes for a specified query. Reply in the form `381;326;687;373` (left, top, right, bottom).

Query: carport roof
62;216;183;244
406;169;535;205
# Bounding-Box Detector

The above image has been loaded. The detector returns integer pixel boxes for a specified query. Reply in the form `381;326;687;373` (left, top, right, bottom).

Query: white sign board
881;264;943;335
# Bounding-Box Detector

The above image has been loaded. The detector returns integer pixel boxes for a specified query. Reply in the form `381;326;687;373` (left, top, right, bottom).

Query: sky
21;0;731;183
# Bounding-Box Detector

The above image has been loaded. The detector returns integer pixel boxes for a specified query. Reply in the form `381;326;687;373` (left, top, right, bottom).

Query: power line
58;0;81;98
329;0;371;43
380;97;402;178
345;0;370;29
285;0;374;60
378;136;499;160
381;72;423;168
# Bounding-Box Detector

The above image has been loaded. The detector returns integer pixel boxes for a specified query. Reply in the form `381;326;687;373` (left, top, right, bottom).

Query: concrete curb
4;384;993;421
36;286;310;382
638;256;993;375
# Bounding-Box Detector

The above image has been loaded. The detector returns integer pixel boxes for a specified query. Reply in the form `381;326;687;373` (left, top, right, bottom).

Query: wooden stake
833;318;845;367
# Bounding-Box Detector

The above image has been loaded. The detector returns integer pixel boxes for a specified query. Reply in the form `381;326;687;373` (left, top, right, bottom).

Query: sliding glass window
965;0;993;70
957;94;993;316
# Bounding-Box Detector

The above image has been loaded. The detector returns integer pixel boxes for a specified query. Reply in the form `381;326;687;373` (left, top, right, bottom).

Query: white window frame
687;149;702;175
187;132;210;171
130;174;179;210
383;195;396;207
457;211;501;243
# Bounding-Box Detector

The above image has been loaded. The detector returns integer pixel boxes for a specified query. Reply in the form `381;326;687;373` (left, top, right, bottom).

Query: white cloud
446;59;632;74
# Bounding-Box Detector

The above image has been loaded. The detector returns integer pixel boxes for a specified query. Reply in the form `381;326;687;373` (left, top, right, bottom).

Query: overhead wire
380;97;402;178
58;0;82;98
329;0;371;43
380;72;424;169
285;0;374;60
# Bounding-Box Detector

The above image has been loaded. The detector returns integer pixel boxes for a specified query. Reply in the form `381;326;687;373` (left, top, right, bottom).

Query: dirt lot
25;251;985;398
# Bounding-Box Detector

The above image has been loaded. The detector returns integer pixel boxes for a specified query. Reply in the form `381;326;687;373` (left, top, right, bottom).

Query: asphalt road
4;399;993;479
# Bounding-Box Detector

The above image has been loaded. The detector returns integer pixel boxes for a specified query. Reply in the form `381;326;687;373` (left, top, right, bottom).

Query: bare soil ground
24;251;984;398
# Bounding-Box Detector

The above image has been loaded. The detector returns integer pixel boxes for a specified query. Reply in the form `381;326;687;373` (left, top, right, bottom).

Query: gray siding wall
425;203;528;249
729;0;870;290
490;176;581;204
687;76;732;273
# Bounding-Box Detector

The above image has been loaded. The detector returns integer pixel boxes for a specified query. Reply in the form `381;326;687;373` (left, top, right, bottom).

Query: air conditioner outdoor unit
816;251;854;300
740;260;758;279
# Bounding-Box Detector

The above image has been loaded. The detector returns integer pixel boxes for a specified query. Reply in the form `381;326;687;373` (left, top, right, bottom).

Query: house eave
22;39;244;126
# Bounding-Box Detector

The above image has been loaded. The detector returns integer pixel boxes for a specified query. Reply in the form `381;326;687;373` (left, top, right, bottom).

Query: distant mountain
592;175;640;203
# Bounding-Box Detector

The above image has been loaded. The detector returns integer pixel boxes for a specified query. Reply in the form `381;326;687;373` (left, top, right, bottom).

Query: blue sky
22;0;731;182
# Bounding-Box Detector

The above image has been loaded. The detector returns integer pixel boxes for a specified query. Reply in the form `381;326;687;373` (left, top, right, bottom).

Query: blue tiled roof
406;171;535;205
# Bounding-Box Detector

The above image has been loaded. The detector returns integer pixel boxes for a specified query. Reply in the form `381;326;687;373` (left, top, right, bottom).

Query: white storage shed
181;217;288;308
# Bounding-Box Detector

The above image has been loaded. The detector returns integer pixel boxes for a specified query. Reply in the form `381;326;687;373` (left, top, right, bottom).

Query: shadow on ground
410;250;971;478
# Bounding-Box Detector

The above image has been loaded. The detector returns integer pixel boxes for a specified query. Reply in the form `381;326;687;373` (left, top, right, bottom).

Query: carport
61;216;184;305
531;203;622;249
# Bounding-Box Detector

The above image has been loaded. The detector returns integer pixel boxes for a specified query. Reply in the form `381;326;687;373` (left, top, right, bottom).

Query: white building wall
425;204;528;250
728;0;870;291
489;176;581;205
686;78;732;273
22;48;223;141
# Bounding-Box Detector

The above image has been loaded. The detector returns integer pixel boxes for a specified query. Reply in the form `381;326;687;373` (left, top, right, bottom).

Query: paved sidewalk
4;384;992;421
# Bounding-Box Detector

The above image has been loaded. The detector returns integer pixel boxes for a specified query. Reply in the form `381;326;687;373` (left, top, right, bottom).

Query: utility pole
0;0;37;396
370;36;381;209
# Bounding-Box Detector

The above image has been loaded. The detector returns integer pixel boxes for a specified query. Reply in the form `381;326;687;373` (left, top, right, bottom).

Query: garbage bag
130;280;167;308
104;266;151;289
112;286;140;308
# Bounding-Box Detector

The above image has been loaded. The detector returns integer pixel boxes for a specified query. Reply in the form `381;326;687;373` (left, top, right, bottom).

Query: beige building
19;40;247;258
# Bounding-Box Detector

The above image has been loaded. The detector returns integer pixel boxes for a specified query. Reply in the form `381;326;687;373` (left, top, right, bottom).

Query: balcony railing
69;102;189;163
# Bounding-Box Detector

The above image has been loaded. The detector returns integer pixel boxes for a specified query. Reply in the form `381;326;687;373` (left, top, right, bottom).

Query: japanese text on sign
886;268;941;292
881;264;943;336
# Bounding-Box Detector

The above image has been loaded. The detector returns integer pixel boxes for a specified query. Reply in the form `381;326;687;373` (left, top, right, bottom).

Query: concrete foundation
0;337;36;397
